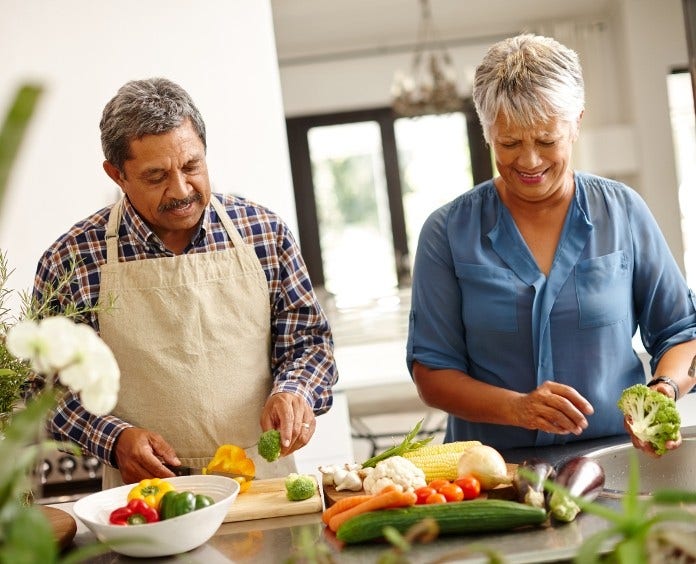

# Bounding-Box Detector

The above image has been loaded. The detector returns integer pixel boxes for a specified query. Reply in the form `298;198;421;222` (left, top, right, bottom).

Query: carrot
376;484;401;494
322;494;374;525
323;484;404;525
328;490;417;532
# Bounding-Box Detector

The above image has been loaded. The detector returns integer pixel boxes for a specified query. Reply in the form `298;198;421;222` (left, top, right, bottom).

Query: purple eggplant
548;456;606;522
513;458;556;509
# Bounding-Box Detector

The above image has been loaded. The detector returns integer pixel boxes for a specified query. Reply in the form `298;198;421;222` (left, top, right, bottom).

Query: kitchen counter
52;426;696;563
52;501;615;563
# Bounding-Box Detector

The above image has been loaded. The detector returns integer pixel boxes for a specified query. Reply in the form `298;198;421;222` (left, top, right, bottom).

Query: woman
407;34;696;456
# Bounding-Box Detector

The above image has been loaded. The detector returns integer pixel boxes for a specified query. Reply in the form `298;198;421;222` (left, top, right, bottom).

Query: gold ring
302;422;310;429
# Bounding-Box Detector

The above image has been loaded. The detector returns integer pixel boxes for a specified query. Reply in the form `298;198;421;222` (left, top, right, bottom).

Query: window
286;103;491;308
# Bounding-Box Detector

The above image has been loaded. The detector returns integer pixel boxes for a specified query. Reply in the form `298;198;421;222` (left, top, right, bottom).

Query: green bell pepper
159;490;215;520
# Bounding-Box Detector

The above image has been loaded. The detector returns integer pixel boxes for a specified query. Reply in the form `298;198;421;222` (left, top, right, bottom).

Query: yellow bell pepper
233;476;253;494
127;478;175;510
205;444;256;494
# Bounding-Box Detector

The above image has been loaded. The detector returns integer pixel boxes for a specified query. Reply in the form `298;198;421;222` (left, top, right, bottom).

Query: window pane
667;72;696;288
395;113;474;269
308;122;397;307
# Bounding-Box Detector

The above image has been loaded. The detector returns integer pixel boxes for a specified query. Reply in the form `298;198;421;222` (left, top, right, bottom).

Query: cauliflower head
617;384;681;456
361;455;427;495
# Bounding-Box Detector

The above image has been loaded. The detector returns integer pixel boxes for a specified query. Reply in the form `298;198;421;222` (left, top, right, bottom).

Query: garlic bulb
335;470;363;491
317;463;364;491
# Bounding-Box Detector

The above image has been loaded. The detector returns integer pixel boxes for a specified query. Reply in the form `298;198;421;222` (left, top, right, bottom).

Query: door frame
285;102;492;288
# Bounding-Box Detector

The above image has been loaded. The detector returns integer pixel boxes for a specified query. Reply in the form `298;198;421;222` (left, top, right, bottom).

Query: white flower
6;316;120;415
6;317;79;373
80;384;119;417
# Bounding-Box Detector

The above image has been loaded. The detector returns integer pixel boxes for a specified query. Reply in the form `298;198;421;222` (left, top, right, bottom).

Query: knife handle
164;463;192;476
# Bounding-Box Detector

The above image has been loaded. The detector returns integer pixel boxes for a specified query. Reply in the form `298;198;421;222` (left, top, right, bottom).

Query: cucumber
336;499;548;544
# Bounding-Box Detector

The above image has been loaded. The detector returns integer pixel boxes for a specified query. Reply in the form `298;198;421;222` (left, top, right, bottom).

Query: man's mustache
158;192;203;212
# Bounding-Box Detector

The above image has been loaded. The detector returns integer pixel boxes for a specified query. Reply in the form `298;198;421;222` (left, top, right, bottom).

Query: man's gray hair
100;78;207;172
472;34;585;143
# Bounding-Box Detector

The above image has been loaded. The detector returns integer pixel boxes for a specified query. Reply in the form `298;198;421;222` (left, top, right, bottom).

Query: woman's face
490;113;579;204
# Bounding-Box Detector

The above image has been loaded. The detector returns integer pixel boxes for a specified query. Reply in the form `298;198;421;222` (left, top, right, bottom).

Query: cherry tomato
454;475;481;500
427;479;450;491
414;486;436;505
438;482;464;502
425;492;447;504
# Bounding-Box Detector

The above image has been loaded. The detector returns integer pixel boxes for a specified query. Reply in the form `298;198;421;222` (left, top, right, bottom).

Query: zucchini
336;499;547;544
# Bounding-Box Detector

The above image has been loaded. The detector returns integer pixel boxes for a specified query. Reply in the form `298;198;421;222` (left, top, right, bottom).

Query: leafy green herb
361;419;434;468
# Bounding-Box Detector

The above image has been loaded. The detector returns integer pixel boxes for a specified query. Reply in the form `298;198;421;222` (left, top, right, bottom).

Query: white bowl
72;475;239;557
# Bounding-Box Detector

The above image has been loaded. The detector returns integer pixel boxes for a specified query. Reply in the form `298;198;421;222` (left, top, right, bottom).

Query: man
32;78;338;487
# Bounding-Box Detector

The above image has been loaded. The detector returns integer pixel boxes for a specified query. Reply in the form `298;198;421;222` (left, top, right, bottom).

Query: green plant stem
361;419;433;468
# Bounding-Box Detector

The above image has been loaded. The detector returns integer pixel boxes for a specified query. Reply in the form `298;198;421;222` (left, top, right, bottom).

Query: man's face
104;119;211;248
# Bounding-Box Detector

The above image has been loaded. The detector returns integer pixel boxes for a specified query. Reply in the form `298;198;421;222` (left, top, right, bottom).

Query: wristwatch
647;376;680;401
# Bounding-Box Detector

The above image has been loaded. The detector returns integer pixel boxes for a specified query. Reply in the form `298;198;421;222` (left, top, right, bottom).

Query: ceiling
271;0;615;64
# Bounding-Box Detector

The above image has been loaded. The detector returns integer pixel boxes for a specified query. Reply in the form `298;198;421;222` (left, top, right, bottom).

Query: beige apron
98;196;295;488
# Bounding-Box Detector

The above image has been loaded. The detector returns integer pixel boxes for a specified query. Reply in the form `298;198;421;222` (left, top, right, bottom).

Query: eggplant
548;456;605;522
513;458;556;509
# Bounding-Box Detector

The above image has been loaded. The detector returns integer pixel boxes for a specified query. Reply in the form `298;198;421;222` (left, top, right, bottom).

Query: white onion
457;444;512;490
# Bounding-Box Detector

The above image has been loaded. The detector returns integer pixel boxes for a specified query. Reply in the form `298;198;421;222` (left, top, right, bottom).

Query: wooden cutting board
323;463;519;507
224;476;323;522
41;505;77;550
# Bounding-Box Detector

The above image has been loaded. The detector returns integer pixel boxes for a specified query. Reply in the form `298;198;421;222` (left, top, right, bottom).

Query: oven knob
83;456;101;479
35;459;52;484
57;455;77;481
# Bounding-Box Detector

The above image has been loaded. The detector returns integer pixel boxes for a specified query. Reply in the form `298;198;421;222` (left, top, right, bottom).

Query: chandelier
391;0;462;117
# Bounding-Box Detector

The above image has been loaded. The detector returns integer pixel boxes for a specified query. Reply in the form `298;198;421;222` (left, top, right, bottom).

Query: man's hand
114;427;181;483
260;392;315;456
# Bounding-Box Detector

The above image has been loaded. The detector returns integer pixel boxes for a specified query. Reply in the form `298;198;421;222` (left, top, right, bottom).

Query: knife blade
164;463;254;481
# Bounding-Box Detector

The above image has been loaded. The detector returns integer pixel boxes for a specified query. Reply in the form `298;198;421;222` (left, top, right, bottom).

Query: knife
164;463;254;481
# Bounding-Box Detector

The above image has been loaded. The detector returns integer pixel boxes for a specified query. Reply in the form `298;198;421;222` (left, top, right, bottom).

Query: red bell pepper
109;498;160;525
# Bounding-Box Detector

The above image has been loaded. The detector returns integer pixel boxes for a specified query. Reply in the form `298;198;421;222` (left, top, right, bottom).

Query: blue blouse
407;172;696;450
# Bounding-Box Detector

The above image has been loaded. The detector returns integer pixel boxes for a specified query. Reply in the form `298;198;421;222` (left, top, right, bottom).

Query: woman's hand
516;381;594;435
623;400;683;458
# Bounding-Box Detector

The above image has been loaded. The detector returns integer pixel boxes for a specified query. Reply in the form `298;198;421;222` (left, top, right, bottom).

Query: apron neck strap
209;195;245;247
104;195;244;265
105;197;124;264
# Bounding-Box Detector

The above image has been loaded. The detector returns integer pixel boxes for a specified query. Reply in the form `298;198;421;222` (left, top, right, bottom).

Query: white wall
278;0;690;273
0;0;297;303
618;0;688;269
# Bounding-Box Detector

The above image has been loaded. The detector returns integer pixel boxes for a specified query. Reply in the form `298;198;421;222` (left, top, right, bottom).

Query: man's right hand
114;427;181;483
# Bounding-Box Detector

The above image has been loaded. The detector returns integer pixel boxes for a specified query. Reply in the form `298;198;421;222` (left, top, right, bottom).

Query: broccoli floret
285;473;316;501
257;429;281;462
617;384;681;456
548;490;581;522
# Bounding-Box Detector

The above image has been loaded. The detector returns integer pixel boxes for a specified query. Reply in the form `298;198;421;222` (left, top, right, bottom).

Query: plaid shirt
31;193;338;466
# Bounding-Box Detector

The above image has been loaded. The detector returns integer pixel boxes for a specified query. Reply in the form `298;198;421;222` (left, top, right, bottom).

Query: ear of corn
403;440;482;482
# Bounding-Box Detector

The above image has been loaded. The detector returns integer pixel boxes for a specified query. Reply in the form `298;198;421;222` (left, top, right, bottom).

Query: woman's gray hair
472;34;585;143
100;78;207;173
